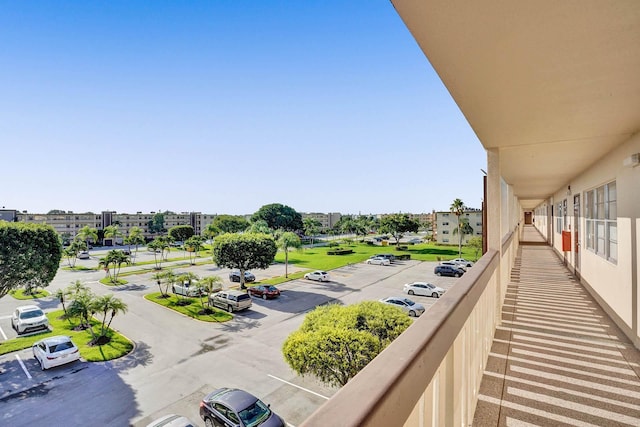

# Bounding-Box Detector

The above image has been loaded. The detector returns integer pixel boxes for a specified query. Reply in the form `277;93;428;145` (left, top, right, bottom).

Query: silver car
403;282;445;298
379;297;426;317
366;257;391;266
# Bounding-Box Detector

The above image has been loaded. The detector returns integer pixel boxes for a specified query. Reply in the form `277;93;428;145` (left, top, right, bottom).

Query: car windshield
402;298;416;306
20;310;44;319
238;400;271;427
237;294;250;301
50;341;74;353
266;286;277;292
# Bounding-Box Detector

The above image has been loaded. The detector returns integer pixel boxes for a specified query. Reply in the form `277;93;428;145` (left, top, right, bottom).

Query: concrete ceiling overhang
391;0;640;208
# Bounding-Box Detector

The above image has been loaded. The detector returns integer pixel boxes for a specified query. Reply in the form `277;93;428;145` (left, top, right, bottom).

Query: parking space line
0;315;11;320
0;326;6;340
16;354;32;379
267;374;329;400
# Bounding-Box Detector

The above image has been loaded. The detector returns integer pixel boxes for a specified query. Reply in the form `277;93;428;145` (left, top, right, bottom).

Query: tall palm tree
68;290;96;339
100;250;130;284
198;275;223;310
104;224;123;247
76;225;98;249
125;226;146;263
185;235;205;265
148;239;165;269
152;270;175;297
278;232;302;278
450;198;466;258
303;217;322;246
93;294;128;338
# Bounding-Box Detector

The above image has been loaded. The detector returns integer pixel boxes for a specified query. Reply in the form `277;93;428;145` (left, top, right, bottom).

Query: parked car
403;282;445;298
379;297;426;317
172;280;209;297
373;253;396;262
451;258;474;268
229;270;256;283
366;256;391;266
440;261;466;271
304;270;330;282
121;249;132;256
434;264;465;277
248;285;281;300
12;305;49;334
146;414;196;427
200;388;285;427
209;290;252;313
32;335;80;370
77;251;90;259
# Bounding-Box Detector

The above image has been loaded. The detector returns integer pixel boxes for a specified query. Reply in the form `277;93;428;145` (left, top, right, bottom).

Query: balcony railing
302;229;519;426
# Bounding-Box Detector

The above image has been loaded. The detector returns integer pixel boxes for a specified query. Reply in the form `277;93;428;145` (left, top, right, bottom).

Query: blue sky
1;1;486;216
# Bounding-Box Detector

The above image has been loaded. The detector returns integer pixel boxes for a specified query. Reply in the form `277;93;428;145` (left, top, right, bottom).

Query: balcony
301;225;640;426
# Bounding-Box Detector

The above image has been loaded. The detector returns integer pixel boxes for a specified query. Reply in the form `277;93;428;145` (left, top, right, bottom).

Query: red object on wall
562;231;571;252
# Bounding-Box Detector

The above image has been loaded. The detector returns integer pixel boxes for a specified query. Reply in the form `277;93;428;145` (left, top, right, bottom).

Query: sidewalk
474;236;640;425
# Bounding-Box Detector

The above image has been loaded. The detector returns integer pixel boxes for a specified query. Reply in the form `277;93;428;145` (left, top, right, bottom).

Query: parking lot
0;256;465;426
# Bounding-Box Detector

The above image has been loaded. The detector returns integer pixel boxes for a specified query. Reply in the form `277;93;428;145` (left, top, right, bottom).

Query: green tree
62;240;86;268
453;217;474;247
278;232;302;278
467;236;483;261
152;270;175;297
212;233;277;289
125;226;146;264
185;235;205;265
75;225;98;248
93;294;128;340
67;290;97;340
252;203;303;232
379;214;420;245
248;219;273;235
0;222;62;298
103;224;123;246
199;275;223;311
147;212;166;234
168;225;195;244
99;250;131;284
211;215;250;234
302;217;322;246
282;301;411;387
147;238;166;269
450;198;467;258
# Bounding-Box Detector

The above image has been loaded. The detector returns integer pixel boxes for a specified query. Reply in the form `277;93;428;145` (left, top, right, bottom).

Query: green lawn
0;310;133;361
9;289;50;300
144;292;233;322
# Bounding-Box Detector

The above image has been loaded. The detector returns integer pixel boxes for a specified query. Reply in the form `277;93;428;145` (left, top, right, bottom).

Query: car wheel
38;356;46;371
204;417;214;427
262;294;267;300
408;290;414;295
455;273;461;277
432;292;439;298
227;305;233;313
409;310;416;317
436;272;442;276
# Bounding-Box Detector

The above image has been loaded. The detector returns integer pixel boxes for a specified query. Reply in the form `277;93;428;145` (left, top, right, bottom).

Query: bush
395;254;411;260
396;245;408;251
327;241;340;247
327;248;354;255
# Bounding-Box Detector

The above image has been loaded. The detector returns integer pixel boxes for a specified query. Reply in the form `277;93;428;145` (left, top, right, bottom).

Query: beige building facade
434;209;482;245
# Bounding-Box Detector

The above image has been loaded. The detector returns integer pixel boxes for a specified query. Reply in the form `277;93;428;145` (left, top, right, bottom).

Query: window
556;202;563;233
585;181;617;262
442;230;449;234
442;222;449;226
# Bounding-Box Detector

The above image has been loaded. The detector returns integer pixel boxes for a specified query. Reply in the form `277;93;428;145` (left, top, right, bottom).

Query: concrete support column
486;149;501;252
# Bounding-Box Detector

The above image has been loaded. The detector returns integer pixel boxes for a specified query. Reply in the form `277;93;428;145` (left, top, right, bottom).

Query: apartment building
434;209;483;244
300;212;342;231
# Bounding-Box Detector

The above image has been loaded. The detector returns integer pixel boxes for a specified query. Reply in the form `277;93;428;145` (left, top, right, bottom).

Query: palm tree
68;290;96;339
93;294;128;339
67;280;89;297
100;250;130;284
152;270;175;297
175;272;198;304
55;289;68;316
452;217;474;249
450;198;466;258
76;225;98;249
303;218;322;246
278;232;302;278
147;238;167;269
198;275;223;311
104;224;123;247
125;226;146;264
185;235;205;265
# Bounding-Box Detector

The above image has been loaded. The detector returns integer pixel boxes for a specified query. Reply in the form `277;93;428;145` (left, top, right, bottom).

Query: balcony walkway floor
474;227;640;426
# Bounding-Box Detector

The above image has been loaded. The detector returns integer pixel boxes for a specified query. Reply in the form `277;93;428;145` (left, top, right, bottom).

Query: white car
172;280;210;297
403;282;445;298
379;297;426;317
366;257;391;266
12;305;49;334
451;258;474;268
77;251;90;259
304;270;330;282
32;335;81;370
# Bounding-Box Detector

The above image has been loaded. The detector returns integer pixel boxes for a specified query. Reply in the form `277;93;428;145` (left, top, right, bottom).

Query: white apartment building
434;209;483;245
